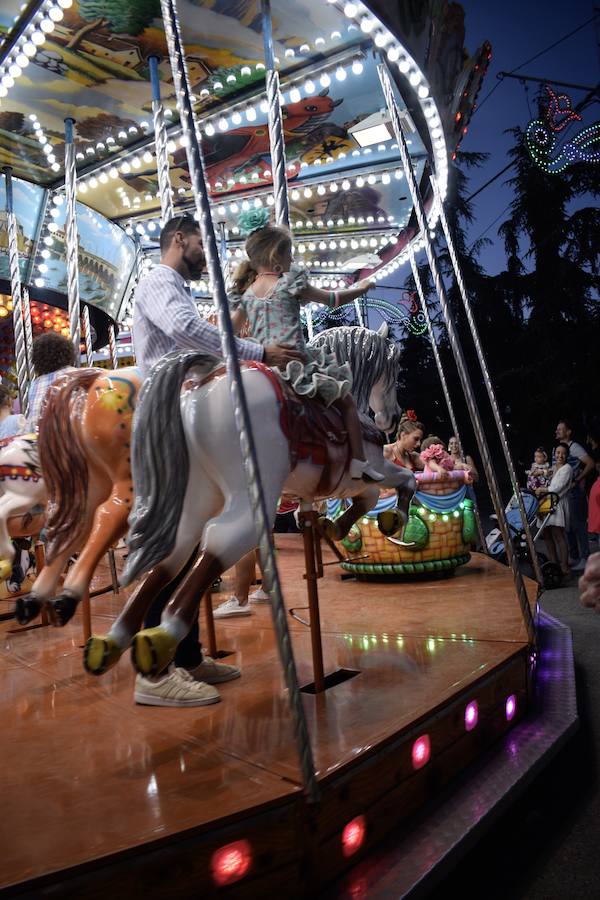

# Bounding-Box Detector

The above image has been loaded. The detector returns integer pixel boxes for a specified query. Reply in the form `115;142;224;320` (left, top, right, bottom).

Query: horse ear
378;321;389;339
318;88;329;97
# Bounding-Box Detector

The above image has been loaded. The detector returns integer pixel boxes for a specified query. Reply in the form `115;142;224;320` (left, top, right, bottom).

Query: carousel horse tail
38;368;105;563
121;350;219;587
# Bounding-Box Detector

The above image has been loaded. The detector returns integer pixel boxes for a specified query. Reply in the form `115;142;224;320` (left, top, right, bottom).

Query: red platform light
411;734;431;770
342;815;366;857
210;839;252;887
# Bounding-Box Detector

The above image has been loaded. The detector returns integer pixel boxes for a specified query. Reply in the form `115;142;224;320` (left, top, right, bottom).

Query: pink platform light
465;700;478;731
411;734;431;770
211;839;252;887
342;815;366;857
505;694;517;721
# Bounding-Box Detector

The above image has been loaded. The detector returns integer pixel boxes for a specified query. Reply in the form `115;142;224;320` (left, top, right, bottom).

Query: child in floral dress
420;435;457;479
229;217;383;482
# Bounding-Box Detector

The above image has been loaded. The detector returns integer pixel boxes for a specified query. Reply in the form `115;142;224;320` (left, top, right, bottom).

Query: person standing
132;214;304;707
536;442;573;577
27;332;76;430
555;420;594;572
0;386;27;441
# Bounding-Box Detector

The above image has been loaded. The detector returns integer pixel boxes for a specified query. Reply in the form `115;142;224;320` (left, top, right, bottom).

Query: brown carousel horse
14;366;141;626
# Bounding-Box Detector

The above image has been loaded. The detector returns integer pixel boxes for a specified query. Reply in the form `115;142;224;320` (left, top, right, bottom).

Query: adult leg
543;527;558;565
553;526;570;575
335;395;383;481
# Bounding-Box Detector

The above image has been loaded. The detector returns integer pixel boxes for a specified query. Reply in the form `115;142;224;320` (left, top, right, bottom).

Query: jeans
143;548;202;669
567;483;590;561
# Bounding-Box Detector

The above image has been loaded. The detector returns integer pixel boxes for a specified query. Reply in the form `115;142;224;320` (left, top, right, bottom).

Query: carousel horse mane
39;367;106;560
309;324;398;416
126;351;219;584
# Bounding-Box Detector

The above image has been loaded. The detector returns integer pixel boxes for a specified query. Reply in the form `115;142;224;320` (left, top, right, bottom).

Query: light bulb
335;67;346;82
289;87;301;103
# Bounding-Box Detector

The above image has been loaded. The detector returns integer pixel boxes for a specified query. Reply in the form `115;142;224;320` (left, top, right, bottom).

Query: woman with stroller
535;442;573;577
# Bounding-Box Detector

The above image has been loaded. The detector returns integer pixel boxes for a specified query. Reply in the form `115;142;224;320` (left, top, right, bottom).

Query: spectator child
526;447;553;493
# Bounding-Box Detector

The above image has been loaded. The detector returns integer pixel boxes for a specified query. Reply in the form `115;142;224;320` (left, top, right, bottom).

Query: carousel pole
410;252;487;551
81;306;94;367
260;0;290;228
431;177;542;584
354;298;364;327
64;118;81;365
159;0;319;802
378;60;535;642
22;287;34;383
148;55;174;223
3;166;30;414
108;324;119;369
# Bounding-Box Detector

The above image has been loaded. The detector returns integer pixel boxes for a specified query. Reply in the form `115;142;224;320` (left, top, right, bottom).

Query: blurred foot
213;597;252;618
135;667;220;707
249;587;270;603
187;656;241;684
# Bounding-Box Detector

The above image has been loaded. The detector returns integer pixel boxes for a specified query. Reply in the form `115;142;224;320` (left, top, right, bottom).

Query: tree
67;0;161;50
0;111;26;134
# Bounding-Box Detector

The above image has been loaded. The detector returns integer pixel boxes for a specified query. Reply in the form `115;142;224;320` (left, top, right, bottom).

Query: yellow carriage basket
327;470;478;576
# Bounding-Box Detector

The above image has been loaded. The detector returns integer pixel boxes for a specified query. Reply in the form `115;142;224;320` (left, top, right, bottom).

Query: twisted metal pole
22;286;34;384
260;0;290;227
149;55;174;223
160;0;319;801
64;118;81;365
431;177;542;584
354;298;364;327
82;305;94;367
410;252;487;551
378;60;535;642
3;166;29;415
108;323;119;369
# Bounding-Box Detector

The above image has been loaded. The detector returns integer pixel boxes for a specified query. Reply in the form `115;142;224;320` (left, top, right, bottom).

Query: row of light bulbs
27;113;61;172
0;0;72;99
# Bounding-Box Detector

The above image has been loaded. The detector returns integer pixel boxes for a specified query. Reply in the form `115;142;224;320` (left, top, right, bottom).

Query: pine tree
67;0;161;50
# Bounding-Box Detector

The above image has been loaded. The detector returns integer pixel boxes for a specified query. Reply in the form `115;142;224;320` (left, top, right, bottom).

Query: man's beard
183;251;205;281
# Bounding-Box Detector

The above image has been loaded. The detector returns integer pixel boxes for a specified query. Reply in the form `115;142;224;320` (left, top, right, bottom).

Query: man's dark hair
159;214;200;252
557;419;573;432
32;332;75;376
0;385;12;409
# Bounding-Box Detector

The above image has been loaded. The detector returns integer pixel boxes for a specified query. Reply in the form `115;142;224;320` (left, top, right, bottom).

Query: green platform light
442;514;449;522
453;510;460;518
428;513;436;522
418;507;426;516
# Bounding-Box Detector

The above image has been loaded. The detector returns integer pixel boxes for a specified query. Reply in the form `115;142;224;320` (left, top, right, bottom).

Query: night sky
457;0;599;275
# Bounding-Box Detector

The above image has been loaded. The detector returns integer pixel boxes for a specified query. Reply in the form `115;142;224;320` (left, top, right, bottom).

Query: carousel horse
14;366;141;626
0;433;46;582
84;324;415;677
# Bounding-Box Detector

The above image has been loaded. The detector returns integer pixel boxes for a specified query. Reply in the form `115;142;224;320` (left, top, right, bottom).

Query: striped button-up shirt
28;366;76;430
133;264;264;376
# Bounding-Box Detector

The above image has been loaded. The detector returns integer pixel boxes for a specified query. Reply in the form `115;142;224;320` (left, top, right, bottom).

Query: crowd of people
525;421;599;577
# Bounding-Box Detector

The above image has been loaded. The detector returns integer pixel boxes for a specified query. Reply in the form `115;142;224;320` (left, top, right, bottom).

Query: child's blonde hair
233;224;293;294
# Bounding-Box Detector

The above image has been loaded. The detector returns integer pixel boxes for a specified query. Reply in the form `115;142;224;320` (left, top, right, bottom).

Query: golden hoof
318;516;339;542
84;635;125;676
377;510;401;537
131;627;179;677
0;559;13;581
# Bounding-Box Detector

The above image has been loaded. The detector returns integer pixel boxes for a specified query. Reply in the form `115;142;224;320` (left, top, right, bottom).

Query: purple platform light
505;694;517;721
412;735;431;770
465;700;478;731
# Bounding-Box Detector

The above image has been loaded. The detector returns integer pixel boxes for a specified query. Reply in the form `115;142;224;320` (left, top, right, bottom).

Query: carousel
0;1;576;898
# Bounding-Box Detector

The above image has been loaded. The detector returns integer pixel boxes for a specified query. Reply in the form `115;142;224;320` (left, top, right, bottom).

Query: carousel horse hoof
377;510;402;537
131;627;179;677
50;591;79;627
14;594;41;625
0;559;12;581
318;516;340;542
84;635;124;676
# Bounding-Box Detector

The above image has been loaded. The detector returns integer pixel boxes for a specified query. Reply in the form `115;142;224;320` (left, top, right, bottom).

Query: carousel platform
0;537;574;898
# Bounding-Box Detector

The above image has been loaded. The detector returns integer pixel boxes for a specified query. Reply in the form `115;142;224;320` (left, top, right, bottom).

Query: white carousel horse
0;434;46;582
85;323;415;677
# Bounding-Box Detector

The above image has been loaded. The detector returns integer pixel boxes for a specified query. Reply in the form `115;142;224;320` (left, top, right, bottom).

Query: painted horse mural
84;324;415;677
14;367;141;626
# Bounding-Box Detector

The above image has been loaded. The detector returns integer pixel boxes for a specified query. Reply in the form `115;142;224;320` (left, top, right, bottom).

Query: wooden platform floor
0;539;536;891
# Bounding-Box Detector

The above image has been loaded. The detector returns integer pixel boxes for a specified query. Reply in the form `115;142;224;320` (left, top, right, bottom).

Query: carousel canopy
0;0;490;323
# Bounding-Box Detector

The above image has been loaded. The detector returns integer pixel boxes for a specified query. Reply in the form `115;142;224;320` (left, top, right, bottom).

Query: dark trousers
567;484;590;561
143;548;203;669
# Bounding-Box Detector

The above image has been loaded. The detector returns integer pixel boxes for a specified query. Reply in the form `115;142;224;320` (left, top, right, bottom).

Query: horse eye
305;104;318;112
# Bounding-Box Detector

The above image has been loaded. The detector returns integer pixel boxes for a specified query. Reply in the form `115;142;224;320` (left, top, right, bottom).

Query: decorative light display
411;734;431;770
505;695;517;721
0;0;73;100
210;840;252;887
297;293;426;335
341;815;366;857
526;85;600;174
464;700;478;732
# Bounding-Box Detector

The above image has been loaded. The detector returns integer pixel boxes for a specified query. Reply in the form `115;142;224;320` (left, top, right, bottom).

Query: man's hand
580;553;600;610
263;343;305;368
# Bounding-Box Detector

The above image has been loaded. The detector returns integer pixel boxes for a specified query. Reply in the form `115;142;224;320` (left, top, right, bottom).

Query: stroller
486;489;562;589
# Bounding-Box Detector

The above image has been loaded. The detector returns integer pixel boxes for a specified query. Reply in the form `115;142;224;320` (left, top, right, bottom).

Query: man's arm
570;442;595;483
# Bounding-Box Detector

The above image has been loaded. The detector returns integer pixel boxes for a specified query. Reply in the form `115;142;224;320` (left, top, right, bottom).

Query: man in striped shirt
132;214;303;708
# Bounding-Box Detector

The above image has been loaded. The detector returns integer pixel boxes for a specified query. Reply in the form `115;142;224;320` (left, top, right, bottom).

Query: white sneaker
213;596;252;619
134;667;220;707
188;656;241;684
249;587;270;603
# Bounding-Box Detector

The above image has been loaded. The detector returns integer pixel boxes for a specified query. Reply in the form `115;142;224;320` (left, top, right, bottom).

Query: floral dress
229;264;352;407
